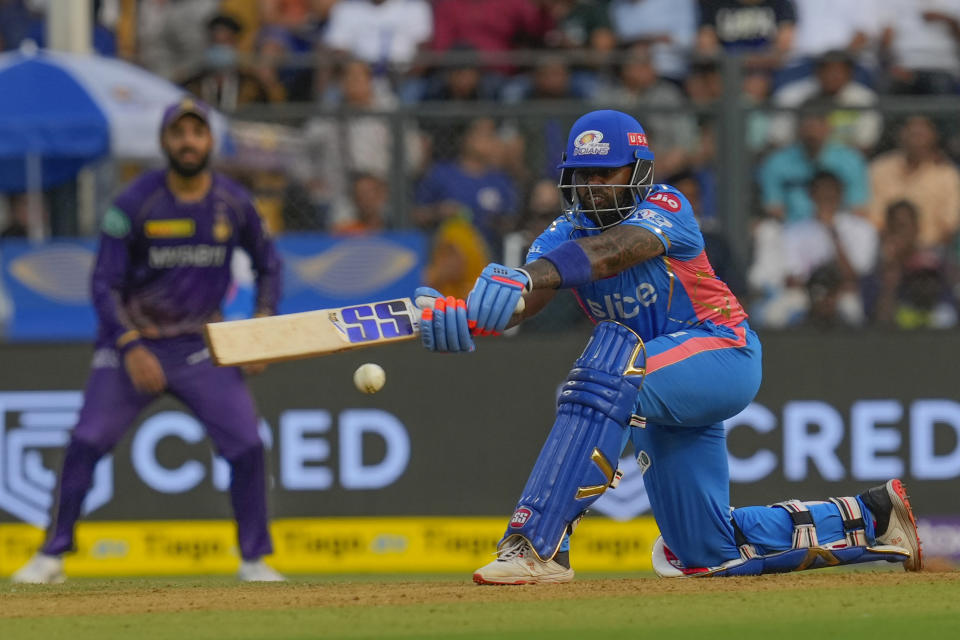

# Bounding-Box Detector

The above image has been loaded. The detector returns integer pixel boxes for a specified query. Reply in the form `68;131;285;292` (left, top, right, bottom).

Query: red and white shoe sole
889;478;924;571
472;571;574;585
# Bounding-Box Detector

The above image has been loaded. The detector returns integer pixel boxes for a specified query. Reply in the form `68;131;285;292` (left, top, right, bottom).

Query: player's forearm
525;226;664;292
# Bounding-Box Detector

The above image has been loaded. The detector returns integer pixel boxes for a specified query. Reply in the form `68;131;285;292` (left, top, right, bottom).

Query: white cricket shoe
861;478;924;571
237;558;286;582
10;553;65;584
473;535;574;585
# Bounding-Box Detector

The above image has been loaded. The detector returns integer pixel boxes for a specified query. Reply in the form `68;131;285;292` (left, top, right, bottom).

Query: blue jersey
526;184;747;343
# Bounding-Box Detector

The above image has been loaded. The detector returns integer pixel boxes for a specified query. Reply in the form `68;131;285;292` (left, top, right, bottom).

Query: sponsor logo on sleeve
627;132;648;147
638;209;674;228
646;192;681;213
101;207;131;238
573;130;610;156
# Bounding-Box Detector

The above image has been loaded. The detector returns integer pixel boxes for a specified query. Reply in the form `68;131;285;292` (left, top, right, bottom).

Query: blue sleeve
525;217;571;264
239;200;283;316
759;151;787;208
415;167;444;205
838;148;870;208
625;186;704;260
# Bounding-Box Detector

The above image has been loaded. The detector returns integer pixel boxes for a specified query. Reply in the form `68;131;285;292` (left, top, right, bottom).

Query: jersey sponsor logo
646;192;681;213
212;210;232;243
585;284;658;320
333;300;415;343
510;507;533;527
638;208;674;229
101;207;131;238
147;244;227;268
145;218;196;239
627;132;648;147
573;129;610;156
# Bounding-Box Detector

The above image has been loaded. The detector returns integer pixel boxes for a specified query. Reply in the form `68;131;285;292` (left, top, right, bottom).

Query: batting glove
467;264;530;335
415;286;475;353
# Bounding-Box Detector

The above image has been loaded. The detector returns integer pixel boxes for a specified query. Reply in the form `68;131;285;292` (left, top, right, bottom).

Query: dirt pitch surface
2;570;959;639
0;570;957;618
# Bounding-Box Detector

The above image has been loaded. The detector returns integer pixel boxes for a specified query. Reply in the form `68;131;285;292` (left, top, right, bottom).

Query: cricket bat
204;296;524;366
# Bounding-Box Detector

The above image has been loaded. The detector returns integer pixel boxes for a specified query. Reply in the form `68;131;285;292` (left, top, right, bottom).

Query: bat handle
413;294;525;317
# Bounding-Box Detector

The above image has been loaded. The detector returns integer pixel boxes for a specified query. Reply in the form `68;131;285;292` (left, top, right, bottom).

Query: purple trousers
44;335;273;560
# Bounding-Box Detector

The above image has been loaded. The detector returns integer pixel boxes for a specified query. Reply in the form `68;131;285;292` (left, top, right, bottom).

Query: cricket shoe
10;553;65;584
237;559;286;582
859;478;923;571
472;535;574;585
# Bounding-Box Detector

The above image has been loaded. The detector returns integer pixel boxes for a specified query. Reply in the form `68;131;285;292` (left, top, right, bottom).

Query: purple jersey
92;170;282;348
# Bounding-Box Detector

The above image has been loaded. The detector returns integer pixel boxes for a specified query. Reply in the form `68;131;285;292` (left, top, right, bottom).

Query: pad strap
774;500;819;549
829;496;869;547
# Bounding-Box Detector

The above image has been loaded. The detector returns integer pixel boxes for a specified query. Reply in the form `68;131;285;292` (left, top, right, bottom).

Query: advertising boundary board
0;330;958;533
0;517;662;576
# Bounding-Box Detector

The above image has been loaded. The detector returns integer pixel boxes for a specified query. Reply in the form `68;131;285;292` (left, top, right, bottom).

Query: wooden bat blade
204;298;419;366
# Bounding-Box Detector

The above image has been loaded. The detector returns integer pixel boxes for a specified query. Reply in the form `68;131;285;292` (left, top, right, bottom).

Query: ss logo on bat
339;300;414;342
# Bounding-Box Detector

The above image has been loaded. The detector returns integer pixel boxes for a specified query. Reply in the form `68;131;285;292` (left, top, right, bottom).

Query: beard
165;148;211;178
578;185;631;226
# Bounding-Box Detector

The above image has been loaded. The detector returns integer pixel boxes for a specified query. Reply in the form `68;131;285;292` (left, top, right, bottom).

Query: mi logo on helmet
573;130;610;156
511;506;533;527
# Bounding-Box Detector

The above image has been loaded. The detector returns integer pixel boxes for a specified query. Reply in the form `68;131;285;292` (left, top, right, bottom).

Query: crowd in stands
4;0;960;330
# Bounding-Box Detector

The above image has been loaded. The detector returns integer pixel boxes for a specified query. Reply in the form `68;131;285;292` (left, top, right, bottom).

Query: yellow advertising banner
0;517;660;576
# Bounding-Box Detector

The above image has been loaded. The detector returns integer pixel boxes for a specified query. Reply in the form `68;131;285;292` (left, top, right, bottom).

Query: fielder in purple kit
11;98;284;584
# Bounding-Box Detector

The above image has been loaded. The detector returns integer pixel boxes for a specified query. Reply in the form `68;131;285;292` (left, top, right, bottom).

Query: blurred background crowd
3;0;960;331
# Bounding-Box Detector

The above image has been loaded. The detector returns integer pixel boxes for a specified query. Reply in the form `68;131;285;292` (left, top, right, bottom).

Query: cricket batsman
12;98;284;583
416;110;922;582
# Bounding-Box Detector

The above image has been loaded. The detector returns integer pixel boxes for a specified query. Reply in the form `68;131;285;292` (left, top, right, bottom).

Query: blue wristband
540;240;593;288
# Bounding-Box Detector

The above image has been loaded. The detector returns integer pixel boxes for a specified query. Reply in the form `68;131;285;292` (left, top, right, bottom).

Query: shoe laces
496;537;530;561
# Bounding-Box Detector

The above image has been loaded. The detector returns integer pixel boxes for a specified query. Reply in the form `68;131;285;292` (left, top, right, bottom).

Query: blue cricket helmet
557;110;655;230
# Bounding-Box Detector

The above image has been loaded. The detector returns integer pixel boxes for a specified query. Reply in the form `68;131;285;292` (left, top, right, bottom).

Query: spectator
769;49;882;152
684;55;724;106
424;217;490;300
749;170;876;327
413;117;518;256
869;115;960;250
784;170;877;321
758;99;869;223
864;200;957;327
544;0;616;53
595;43;698;178
608;0;697;82
414;44;502;160
256;1;335;102
878;0;960;94
696;0;796;69
329;173;392;234
305;59;425;214
804;263;847;329
137;0;219;79
431;0;549;65
501;55;586;186
181;14;282;110
743;65;776;154
787;0;877;66
323;0;433;70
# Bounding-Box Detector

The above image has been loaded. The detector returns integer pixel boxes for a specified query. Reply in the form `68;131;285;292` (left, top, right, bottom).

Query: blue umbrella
0;47;230;193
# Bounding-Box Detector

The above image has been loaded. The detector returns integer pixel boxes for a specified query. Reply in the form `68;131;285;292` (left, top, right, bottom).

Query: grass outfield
2;570;959;639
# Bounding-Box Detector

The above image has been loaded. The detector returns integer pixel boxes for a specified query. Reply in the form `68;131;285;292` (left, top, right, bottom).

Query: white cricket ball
353;363;386;394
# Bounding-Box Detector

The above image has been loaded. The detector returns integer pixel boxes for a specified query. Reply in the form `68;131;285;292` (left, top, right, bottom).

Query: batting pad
502;321;642;560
